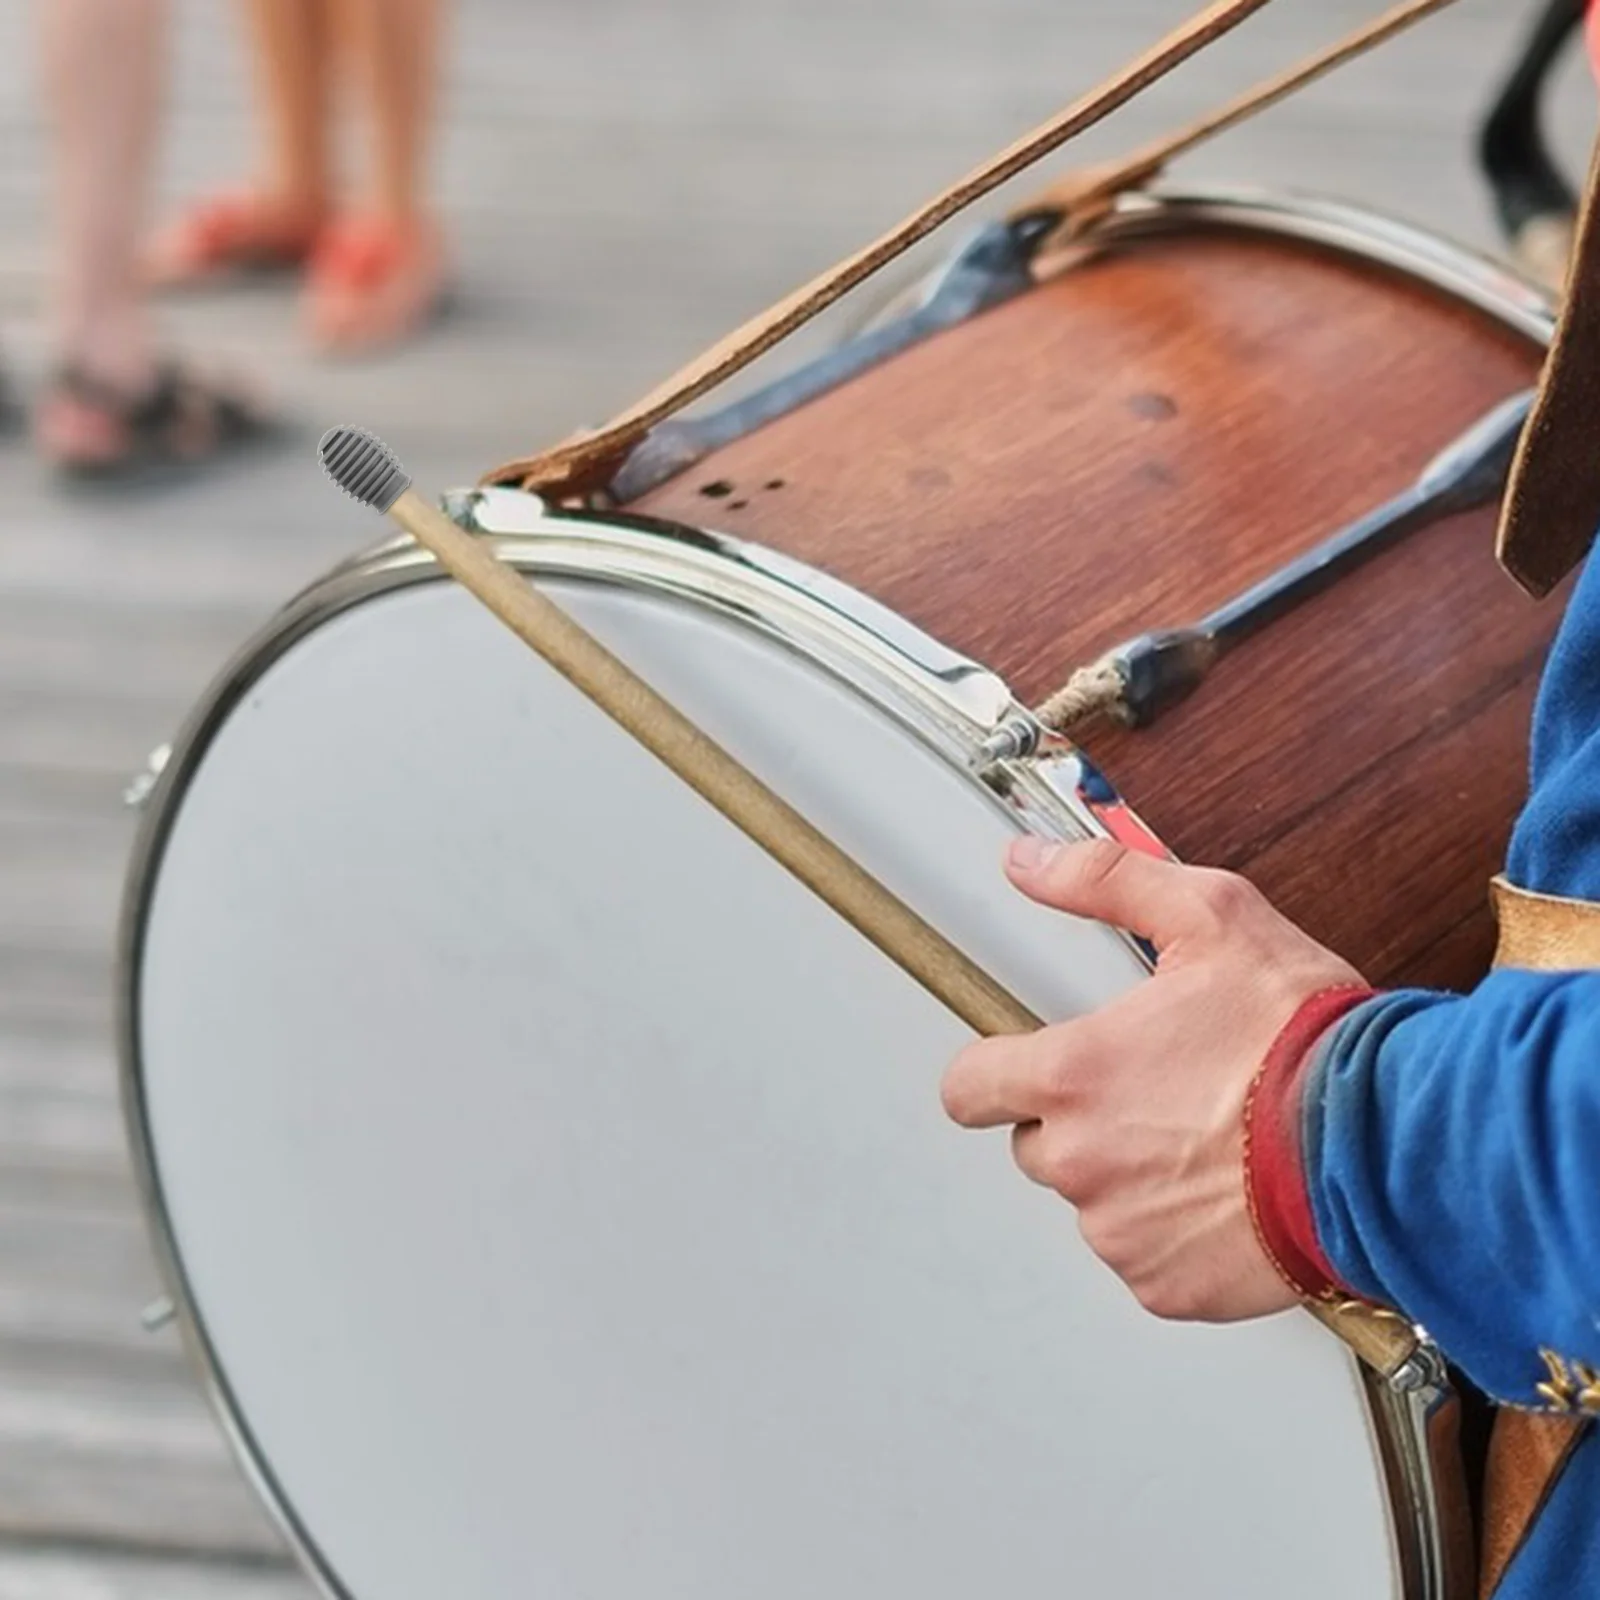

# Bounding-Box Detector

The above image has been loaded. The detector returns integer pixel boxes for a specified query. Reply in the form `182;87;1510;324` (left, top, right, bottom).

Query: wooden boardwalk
0;0;1591;1592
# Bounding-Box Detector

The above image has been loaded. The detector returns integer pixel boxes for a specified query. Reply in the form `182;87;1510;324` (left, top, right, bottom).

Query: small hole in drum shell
1127;393;1178;421
699;479;735;498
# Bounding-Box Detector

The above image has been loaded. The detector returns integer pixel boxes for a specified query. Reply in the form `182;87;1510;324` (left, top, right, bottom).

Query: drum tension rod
986;386;1537;762
608;211;1062;503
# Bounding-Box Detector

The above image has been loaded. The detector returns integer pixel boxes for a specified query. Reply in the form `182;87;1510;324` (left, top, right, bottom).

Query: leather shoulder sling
1497;132;1600;595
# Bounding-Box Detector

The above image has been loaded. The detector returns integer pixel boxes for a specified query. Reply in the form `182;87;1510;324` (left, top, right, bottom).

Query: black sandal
41;361;287;484
0;363;22;436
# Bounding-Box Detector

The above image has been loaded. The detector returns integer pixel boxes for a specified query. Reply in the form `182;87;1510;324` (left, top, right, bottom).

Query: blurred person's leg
306;0;448;352
37;0;277;475
248;0;337;218
145;0;332;285
45;0;164;397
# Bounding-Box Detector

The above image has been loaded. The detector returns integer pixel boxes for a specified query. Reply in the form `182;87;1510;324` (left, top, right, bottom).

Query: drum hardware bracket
974;711;1047;770
123;742;172;811
1388;1337;1449;1396
442;486;490;531
1031;386;1538;736
605;212;1062;505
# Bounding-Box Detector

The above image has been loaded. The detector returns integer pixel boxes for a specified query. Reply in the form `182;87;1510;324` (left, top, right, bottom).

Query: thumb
1005;836;1225;952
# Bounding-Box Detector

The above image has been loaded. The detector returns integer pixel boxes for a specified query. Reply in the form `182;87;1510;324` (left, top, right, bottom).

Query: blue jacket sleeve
1303;982;1600;1407
1302;545;1600;1409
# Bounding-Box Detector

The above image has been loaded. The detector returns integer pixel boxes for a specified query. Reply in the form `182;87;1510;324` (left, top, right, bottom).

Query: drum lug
607;214;1057;504
973;713;1043;770
122;742;172;811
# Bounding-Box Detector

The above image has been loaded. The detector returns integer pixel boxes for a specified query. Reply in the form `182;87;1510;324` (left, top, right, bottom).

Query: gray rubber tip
318;426;412;513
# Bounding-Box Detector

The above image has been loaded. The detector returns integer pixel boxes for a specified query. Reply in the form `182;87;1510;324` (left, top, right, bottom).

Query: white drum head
127;546;1396;1599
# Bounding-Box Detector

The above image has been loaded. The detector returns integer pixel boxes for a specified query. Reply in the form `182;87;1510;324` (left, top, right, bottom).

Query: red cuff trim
1244;985;1374;1302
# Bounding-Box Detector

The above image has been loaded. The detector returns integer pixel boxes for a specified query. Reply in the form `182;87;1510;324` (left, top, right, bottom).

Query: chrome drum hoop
1084;186;1556;345
846;183;1554;355
125;491;1161;876
119;502;1463;1600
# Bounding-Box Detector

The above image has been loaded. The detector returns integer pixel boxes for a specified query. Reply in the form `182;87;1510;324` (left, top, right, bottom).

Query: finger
941;1032;1064;1129
1010;1121;1053;1188
1011;1120;1106;1199
1004;836;1252;952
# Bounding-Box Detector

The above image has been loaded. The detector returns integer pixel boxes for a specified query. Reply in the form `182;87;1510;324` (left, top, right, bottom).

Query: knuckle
1036;1022;1103;1106
1039;1135;1096;1198
1068;838;1131;897
1193;868;1261;923
1039;1044;1081;1107
1010;1125;1050;1186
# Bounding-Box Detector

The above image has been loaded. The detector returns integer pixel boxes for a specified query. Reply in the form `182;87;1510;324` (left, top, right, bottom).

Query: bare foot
303;215;449;354
145;188;326;288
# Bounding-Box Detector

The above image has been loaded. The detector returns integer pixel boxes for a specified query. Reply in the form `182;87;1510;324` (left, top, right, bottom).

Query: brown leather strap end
1014;0;1464;251
1496;134;1600;598
482;428;639;497
1490;874;1600;970
1479;1412;1587;1598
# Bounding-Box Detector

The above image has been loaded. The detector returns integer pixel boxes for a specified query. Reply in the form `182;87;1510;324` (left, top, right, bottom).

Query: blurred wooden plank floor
0;0;1591;1593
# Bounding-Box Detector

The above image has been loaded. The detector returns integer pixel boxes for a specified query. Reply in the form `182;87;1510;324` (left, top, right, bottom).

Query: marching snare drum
122;190;1554;1599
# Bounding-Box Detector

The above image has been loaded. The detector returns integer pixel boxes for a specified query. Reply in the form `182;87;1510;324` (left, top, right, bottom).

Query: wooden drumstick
318;427;1040;1040
317;427;1423;1386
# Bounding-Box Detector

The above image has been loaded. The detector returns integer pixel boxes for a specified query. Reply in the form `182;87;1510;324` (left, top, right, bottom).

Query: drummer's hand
940;837;1362;1322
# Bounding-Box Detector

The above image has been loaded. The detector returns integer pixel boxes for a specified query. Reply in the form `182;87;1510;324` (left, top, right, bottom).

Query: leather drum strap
485;0;1277;497
1477;876;1599;1598
1496;134;1600;597
1479;1414;1586;1599
484;0;1470;499
1013;0;1463;246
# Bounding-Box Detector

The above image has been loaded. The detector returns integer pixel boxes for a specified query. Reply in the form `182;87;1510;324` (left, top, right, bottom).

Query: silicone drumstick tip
319;426;413;514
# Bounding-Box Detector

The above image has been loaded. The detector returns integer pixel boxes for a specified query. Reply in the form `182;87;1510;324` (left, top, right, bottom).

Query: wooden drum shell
628;198;1560;993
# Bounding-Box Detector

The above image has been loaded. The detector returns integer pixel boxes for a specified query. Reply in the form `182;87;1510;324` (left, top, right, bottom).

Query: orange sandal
304;216;449;355
145;190;325;288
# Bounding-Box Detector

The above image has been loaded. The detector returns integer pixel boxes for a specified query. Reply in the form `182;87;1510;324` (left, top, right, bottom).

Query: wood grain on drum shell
630;231;1560;992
